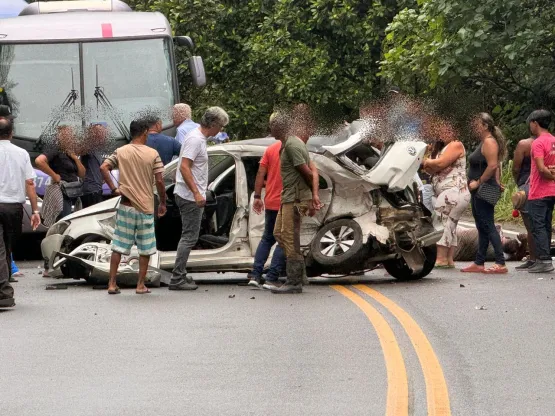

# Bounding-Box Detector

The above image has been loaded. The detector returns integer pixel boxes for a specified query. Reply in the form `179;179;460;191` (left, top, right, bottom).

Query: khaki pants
274;201;310;285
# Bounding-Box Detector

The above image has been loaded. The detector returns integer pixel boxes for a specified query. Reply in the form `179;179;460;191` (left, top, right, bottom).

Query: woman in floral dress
423;124;471;268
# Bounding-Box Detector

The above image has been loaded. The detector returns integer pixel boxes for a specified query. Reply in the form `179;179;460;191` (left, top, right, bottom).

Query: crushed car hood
63;196;120;221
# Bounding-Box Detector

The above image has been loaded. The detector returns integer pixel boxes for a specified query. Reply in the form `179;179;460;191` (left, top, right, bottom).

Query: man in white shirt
169;107;229;291
173;103;200;145
0;107;41;308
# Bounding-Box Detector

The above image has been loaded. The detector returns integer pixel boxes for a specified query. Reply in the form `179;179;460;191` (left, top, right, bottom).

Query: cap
0;105;14;119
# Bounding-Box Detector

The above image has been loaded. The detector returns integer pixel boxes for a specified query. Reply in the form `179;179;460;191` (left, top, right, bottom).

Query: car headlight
46;220;70;237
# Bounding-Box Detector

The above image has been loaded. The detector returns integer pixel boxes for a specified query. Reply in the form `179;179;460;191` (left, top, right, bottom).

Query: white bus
0;0;206;158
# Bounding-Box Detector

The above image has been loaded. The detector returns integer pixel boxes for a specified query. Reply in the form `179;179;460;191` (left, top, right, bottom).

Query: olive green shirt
280;136;312;203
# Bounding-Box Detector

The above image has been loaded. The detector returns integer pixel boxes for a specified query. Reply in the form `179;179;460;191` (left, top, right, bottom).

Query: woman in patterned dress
423;124;471;268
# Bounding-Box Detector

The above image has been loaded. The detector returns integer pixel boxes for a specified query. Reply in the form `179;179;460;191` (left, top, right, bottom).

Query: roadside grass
495;161;520;223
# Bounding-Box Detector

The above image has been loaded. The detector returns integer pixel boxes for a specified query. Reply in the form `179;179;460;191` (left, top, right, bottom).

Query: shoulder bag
60;180;84;199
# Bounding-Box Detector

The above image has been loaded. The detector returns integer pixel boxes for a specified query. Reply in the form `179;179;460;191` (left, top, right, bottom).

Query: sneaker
528;262;554;274
262;280;282;290
248;275;264;288
271;283;302;294
169;279;199;290
515;260;536;270
0;297;15;308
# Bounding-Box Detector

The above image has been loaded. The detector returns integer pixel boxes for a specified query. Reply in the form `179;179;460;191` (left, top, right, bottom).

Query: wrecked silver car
41;131;442;284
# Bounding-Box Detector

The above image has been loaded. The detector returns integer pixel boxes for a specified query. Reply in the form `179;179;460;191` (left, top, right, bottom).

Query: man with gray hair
173;103;199;145
170;106;229;290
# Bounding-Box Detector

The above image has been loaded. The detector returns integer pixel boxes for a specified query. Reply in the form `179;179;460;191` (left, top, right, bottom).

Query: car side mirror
189;56;206;88
174;36;195;49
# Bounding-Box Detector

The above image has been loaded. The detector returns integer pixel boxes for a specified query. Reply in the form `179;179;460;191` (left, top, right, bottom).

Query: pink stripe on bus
101;23;113;38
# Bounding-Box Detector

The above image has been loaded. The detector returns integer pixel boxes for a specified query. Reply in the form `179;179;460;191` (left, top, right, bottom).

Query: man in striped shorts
100;119;167;295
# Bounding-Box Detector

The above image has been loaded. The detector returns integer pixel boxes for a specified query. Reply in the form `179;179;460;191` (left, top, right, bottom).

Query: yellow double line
332;285;451;416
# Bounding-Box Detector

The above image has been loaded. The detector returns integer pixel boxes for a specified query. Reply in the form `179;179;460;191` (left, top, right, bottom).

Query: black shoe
169;279;199;290
0;297;15;308
515;260;535;270
247;275;264;288
271;283;302;294
528;262;554;274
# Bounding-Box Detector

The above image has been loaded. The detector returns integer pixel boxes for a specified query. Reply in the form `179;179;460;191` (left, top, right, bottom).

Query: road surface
2;261;555;416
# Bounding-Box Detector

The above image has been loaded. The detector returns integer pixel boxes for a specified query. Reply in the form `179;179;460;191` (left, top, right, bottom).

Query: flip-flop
108;287;121;295
434;264;454;269
483;265;508;274
135;288;151;295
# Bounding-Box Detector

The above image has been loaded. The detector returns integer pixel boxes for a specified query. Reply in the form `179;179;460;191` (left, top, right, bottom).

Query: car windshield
0;38;174;143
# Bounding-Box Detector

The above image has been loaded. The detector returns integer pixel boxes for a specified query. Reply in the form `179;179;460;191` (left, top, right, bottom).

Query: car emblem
407;145;417;156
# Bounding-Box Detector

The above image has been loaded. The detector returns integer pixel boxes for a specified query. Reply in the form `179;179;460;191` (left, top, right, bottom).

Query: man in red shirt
247;113;287;288
527;109;555;273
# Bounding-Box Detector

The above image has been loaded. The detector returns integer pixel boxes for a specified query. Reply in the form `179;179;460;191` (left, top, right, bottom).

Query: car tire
383;245;437;280
311;219;363;266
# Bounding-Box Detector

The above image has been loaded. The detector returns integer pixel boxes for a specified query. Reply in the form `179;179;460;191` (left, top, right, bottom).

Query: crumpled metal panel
53;243;165;286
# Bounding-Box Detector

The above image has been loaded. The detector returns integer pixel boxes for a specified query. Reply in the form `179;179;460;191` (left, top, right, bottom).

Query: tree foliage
128;0;408;138
380;0;555;146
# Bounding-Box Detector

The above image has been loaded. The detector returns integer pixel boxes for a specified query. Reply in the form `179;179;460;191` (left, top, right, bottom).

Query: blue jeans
251;210;286;281
11;254;18;274
471;193;505;265
528;197;555;262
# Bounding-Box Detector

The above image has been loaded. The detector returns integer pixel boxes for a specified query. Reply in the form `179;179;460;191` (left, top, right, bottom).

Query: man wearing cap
0;105;41;308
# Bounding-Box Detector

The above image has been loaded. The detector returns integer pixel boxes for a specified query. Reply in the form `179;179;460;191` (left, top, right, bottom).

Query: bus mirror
175;36;195;50
189;56;206;88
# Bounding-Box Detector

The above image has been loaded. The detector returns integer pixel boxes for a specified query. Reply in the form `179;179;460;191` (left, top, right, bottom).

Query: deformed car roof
220;135;351;155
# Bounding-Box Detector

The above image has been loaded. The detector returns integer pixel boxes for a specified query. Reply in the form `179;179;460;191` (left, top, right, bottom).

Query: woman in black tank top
462;113;508;274
512;137;536;268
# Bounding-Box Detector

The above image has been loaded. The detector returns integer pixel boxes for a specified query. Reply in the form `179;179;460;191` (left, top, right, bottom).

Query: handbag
60;180;83;199
476;181;502;206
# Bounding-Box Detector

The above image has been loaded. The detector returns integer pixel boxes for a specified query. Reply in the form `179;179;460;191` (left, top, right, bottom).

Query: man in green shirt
272;105;321;294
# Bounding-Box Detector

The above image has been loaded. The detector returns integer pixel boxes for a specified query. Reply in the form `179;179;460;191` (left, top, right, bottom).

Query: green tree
128;0;408;138
380;0;555;146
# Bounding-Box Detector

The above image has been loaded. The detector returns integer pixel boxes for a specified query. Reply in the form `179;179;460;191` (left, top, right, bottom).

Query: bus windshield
0;37;175;142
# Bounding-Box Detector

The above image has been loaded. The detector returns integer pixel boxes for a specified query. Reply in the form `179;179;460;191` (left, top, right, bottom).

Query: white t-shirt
175;128;208;202
0;140;36;203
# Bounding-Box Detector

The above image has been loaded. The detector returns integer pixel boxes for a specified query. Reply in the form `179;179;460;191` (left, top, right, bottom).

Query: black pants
527;197;555;262
81;191;103;208
0;203;23;300
471;193;505;265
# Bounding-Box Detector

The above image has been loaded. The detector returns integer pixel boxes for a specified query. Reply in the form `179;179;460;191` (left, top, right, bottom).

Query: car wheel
311;219;363;266
383;245;437;280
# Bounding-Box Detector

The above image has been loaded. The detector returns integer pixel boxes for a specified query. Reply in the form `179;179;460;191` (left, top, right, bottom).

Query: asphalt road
3;261;555;416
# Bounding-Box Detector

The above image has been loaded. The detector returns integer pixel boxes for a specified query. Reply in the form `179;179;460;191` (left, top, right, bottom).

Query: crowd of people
422;108;555;274
1;93;554;308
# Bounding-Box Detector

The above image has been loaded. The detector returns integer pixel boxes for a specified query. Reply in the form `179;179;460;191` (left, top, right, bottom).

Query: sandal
108;287;121;295
483;264;508;274
135;288;151;295
435;263;455;269
461;263;485;273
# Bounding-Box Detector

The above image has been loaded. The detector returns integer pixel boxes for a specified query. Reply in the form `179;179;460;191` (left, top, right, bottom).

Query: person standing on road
170;107;229;291
80;123;109;208
146;116;181;165
525;110;555;274
422;122;470;268
101;119;167;295
462;113;508;274
272;105;322;294
173;103;199;145
36;125;86;220
512;134;537;270
247;112;287;289
0;113;41;308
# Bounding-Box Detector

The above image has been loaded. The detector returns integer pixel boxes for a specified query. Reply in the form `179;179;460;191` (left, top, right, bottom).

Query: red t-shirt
260;141;283;210
529;132;555;200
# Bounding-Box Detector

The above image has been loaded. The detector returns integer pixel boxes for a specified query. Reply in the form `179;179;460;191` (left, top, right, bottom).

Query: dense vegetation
129;0;553;149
